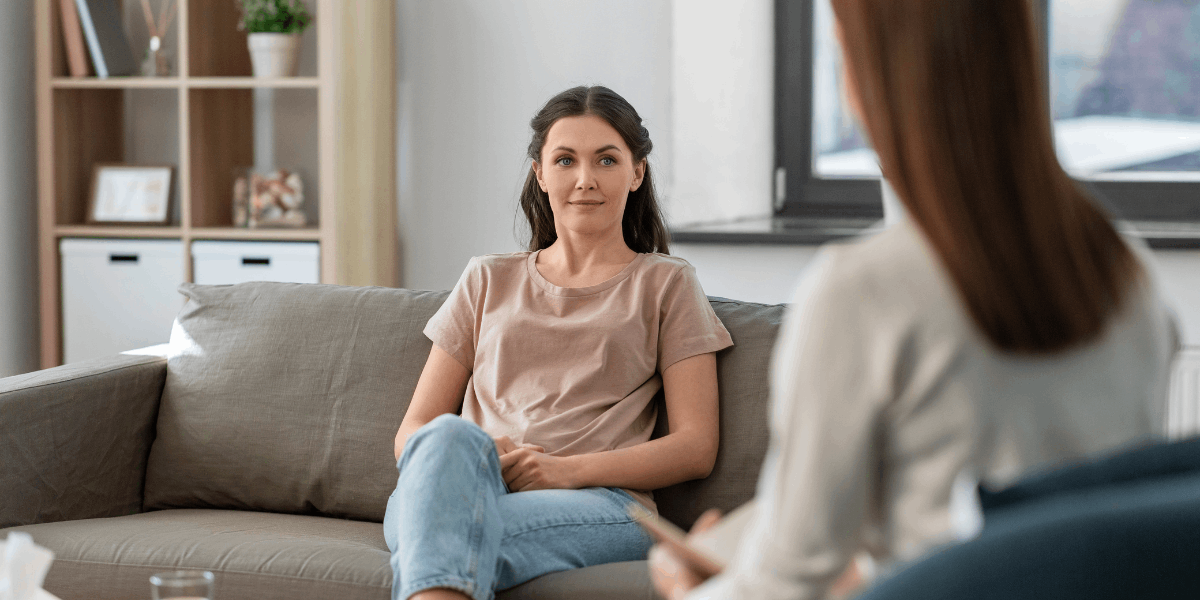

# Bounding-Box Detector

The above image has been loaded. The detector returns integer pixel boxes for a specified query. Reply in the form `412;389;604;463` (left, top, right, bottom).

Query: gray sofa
0;282;784;600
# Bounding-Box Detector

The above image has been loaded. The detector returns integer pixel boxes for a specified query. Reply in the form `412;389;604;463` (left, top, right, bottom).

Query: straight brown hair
518;86;670;255
832;0;1141;354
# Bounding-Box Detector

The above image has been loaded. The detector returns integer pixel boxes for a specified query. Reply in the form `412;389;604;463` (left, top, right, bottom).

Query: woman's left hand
499;447;578;492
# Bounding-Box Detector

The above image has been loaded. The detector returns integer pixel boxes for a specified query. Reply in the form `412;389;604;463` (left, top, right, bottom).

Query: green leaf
238;0;312;34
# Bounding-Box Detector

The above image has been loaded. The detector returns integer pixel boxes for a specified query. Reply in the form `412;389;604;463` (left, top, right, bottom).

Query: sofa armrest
0;353;167;529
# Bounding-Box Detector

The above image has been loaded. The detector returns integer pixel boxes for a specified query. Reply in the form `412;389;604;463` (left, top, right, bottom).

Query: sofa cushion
144;283;448;521
1;353;166;529
5;509;392;600
0;510;653;600
653;298;785;529
144;282;783;528
499;561;657;599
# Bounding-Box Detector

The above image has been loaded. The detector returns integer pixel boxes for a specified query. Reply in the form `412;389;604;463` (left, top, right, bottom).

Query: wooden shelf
52;77;182;89
55;225;182;238
55;225;322;241
36;0;394;369
51;77;321;89
36;0;347;370
188;77;320;89
190;227;322;241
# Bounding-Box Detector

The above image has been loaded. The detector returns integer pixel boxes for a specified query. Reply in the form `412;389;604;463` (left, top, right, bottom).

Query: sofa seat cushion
498;561;657;599
5;509;391;600
2;509;654;600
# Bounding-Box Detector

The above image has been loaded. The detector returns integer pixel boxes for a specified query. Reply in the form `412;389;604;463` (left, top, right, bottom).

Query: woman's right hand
494;436;518;455
493;435;543;457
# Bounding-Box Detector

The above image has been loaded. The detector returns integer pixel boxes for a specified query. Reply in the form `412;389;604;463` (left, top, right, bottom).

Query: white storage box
60;238;185;364
191;241;320;285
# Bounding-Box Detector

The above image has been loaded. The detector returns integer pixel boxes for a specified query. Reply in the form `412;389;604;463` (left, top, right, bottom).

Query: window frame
774;0;1200;222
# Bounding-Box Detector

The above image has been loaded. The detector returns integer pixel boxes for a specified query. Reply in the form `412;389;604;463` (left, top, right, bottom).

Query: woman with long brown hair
386;85;732;600
650;0;1179;598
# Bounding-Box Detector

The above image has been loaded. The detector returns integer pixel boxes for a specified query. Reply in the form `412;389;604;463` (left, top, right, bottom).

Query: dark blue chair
856;437;1200;600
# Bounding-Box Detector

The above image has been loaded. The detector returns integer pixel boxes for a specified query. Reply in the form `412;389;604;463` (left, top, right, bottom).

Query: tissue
0;532;61;600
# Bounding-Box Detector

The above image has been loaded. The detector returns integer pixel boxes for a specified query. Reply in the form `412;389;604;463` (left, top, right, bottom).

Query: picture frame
87;164;174;225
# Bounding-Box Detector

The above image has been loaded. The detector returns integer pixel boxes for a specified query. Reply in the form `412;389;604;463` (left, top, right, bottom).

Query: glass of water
150;570;214;600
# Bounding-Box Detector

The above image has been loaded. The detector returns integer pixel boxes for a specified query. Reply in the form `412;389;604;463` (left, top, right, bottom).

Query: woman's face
533;114;645;241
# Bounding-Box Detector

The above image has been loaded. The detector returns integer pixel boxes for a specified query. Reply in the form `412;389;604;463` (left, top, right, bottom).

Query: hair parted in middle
518;85;670;255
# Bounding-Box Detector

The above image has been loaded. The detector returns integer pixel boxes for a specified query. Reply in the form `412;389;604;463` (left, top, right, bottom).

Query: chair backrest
858;439;1200;600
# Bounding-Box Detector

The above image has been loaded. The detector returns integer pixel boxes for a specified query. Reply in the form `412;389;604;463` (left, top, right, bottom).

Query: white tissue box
0;532;61;600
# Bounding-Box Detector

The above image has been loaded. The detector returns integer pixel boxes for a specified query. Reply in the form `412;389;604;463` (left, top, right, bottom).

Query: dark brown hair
832;0;1141;354
518;86;670;254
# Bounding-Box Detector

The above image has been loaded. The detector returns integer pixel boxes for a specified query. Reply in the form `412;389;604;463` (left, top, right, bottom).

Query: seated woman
384;85;734;600
650;0;1180;598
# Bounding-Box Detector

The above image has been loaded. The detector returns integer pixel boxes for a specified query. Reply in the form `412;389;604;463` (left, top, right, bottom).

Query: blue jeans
383;414;654;600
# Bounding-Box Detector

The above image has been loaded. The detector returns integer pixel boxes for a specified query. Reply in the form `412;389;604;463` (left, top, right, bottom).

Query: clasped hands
493;435;577;492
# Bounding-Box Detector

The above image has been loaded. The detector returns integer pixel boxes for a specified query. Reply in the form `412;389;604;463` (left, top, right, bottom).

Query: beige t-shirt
424;250;734;512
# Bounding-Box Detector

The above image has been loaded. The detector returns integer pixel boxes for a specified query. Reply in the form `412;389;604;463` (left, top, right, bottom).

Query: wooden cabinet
34;0;394;368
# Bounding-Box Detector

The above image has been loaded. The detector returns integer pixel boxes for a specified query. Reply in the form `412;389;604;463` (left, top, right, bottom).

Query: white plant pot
247;33;301;78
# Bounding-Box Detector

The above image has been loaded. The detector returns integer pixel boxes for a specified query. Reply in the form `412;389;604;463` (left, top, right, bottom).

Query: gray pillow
143;282;448;522
653;298;785;529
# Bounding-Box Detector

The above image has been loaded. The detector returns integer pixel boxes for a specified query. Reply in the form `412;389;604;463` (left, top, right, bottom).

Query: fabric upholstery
499;561;656;600
143;283;783;529
0;509;653;600
3;509;391;600
856;444;1200;600
0;354;167;529
143;283;449;522
10;282;782;598
654;298;785;529
979;436;1200;513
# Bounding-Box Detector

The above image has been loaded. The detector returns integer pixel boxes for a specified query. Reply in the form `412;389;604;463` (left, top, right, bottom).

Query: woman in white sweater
649;0;1180;598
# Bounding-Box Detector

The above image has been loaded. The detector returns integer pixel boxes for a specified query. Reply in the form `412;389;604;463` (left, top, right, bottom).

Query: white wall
671;0;775;226
676;241;1200;348
1149;250;1200;347
396;0;672;291
672;243;818;304
392;0;1200;349
0;0;39;376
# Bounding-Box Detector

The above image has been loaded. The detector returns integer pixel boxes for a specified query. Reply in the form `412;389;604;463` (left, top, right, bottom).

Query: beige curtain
335;0;398;287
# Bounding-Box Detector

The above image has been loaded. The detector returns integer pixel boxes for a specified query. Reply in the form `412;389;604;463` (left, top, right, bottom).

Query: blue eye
600;157;615;166
557;157;573;166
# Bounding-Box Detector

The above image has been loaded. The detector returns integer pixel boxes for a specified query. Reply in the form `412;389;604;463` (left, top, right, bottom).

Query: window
777;0;1200;221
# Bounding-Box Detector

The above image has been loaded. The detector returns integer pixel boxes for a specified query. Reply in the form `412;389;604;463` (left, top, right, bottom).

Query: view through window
810;0;1200;181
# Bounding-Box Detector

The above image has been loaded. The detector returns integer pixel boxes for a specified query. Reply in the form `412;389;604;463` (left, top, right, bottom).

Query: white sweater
688;216;1179;600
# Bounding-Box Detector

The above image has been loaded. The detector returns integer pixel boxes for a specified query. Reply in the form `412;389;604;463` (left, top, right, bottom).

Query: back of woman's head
519;85;670;254
832;0;1141;354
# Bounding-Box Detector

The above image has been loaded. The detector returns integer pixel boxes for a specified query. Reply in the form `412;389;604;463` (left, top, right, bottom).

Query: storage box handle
109;254;139;264
242;257;271;266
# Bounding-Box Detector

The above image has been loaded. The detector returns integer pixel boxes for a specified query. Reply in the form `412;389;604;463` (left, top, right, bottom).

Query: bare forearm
394;420;425;461
568;431;715;491
395;345;471;461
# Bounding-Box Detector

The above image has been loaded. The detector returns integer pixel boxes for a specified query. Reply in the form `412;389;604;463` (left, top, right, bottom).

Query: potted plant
238;0;312;78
